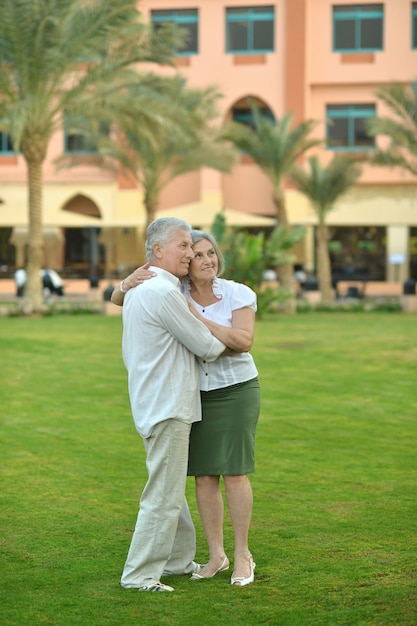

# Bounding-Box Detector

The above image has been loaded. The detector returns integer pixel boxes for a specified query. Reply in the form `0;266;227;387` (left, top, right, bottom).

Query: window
328;226;386;281
326;104;375;151
151;9;198;56
410;226;417;279
65;128;96;155
413;3;417;49
0;131;14;154
0;227;15;267
226;6;274;54
64;117;108;155
232;106;275;130
333;4;383;52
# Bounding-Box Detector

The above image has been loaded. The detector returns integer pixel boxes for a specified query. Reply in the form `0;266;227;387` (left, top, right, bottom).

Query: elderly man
120;217;226;592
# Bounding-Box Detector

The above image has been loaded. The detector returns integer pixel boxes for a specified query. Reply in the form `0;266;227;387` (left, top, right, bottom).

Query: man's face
155;229;194;277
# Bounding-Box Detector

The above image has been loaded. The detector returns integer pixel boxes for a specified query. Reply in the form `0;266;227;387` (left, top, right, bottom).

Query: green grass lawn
1;313;416;625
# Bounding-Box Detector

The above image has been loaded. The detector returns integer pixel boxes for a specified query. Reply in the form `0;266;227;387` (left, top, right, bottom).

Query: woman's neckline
189;283;221;308
189;293;220;309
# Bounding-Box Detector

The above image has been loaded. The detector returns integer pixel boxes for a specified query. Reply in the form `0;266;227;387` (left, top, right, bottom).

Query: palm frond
368;81;417;178
222;103;321;188
0;0;174;151
290;155;362;222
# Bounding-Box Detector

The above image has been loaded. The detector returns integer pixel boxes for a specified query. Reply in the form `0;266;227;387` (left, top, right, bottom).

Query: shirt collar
149;265;181;287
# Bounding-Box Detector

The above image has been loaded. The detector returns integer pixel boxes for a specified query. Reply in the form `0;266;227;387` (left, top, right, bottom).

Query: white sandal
231;555;256;587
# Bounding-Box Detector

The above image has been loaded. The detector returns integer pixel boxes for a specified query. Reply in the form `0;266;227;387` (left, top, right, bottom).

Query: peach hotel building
0;0;416;284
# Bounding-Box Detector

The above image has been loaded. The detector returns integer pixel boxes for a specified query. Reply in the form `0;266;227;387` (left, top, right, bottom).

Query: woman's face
189;238;218;282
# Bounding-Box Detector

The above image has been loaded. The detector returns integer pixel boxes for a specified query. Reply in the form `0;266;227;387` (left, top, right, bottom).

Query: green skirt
188;378;260;476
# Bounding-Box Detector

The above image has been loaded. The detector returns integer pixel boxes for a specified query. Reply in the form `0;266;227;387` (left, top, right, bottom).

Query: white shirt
183;278;259;391
122;267;226;437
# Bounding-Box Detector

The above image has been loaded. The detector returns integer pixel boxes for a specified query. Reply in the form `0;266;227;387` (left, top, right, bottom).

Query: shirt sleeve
159;290;226;361
230;281;257;312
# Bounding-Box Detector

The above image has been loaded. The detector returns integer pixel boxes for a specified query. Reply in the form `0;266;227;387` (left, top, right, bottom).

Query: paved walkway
0;278;123;315
0;278;113;296
0;277;404;299
1;277;415;315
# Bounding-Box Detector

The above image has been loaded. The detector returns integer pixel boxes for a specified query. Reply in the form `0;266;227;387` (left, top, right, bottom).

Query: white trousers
120;419;197;588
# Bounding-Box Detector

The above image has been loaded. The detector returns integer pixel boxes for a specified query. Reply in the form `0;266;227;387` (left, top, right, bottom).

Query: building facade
0;0;416;282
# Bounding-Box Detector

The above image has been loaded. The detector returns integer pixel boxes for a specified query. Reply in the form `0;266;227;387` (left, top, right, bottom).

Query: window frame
0;131;14;155
225;5;275;55
151;9;199;56
64;116;108;156
412;2;417;50
326;104;376;152
332;4;384;53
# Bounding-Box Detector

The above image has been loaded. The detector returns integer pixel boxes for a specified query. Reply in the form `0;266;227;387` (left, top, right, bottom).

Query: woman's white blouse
182;278;259;391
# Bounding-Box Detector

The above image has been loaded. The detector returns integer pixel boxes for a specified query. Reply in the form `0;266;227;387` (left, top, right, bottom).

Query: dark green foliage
211;213;306;317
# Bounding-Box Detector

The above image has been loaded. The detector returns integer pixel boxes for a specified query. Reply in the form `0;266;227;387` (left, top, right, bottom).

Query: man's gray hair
190;230;225;276
145;217;192;261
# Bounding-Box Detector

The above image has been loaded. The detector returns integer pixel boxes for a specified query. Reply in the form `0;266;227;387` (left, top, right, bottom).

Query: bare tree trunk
316;223;334;306
22;157;44;315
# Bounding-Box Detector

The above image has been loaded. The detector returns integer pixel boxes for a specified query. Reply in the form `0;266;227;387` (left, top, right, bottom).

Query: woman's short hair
145;217;192;261
190;229;225;276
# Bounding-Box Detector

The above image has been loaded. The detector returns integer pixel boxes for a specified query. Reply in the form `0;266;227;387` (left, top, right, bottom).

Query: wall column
43;228;64;269
284;0;307;124
302;226;315;273
386;225;408;282
201;168;223;209
10;228;28;267
99;229;117;278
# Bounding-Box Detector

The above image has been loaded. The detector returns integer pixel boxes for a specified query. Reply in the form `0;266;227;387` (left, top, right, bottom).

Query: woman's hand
124;263;156;289
111;263;156;306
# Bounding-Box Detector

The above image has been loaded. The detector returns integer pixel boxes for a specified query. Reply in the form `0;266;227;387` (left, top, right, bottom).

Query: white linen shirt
183;278;259;391
122;267;226;438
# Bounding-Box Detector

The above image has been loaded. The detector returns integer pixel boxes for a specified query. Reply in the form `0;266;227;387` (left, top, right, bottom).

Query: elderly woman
112;230;260;587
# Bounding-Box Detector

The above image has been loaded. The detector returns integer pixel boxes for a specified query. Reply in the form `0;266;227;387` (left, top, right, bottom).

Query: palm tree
87;75;237;234
0;0;173;314
367;81;417;178
290;155;362;305
223;102;321;312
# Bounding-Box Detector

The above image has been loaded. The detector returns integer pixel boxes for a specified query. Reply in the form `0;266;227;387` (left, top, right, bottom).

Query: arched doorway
62;195;105;282
228;95;275;129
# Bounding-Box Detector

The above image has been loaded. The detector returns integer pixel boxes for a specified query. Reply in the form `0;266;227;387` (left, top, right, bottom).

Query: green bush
211;213;306;317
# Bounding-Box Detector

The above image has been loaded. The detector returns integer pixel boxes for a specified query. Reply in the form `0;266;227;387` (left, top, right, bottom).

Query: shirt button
205;373;208;376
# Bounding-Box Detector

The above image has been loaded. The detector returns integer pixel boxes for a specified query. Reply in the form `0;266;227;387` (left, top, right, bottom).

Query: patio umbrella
156;202;276;228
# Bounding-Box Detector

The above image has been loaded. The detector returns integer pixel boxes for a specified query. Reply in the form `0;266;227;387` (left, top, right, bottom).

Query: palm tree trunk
316;223;334;306
273;186;289;228
273;188;296;313
22;157;44;315
145;200;157;230
141;192;159;260
276;261;296;313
